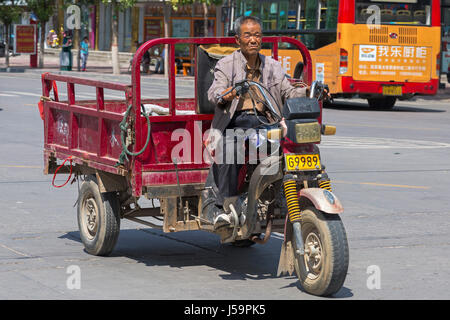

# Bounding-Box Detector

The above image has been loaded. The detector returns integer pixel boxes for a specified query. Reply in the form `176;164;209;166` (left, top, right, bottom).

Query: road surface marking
333;180;430;189
0;243;31;258
333;122;441;132
321;136;450;149
4;91;41;97
0;165;41;169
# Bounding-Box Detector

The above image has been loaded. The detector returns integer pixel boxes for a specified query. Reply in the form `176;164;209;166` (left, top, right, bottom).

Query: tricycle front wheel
77;176;121;256
292;207;349;296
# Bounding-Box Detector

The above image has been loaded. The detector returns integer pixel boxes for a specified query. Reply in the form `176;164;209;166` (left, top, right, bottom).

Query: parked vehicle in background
0;41;19;58
261;0;441;109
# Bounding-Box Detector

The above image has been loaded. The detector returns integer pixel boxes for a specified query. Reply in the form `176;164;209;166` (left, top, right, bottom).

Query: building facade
93;0;225;53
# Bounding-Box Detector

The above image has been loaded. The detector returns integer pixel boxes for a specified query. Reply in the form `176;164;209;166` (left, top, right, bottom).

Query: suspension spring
283;175;302;223
318;179;332;191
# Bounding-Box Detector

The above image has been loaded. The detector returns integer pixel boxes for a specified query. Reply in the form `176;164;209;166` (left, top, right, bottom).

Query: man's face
235;20;262;58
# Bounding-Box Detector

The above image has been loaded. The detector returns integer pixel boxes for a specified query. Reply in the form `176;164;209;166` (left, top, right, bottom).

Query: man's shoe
213;211;232;230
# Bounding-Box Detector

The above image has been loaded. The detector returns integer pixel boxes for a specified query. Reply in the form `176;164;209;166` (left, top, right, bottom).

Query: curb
0;67;25;73
2;67;196;86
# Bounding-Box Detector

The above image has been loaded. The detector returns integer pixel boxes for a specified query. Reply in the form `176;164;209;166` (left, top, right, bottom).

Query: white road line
4;91;42;97
321;136;450;149
0;93;18;97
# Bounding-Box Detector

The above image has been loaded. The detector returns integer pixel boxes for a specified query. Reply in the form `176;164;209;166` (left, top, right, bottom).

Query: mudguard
299;188;343;214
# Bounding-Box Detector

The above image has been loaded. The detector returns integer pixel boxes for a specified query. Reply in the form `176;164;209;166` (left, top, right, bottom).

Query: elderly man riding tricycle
39;16;348;297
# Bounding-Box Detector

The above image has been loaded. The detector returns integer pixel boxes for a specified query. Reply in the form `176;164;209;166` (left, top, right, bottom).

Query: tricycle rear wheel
77;176;121;256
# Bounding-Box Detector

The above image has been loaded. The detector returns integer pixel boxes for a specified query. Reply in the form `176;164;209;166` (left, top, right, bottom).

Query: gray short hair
234;16;262;36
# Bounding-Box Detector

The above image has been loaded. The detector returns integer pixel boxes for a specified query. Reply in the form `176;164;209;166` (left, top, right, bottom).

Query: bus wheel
447;74;450;84
367;97;396;110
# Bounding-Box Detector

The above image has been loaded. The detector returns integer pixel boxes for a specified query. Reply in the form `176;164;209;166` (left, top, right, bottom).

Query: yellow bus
234;0;442;109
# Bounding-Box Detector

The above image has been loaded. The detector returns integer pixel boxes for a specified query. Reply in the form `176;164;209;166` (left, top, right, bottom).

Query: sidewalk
0;51;195;85
1;52;449;97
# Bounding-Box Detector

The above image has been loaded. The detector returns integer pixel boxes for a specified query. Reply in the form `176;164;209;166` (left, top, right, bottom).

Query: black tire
447;74;450;84
292;207;349;297
231;239;256;248
367;97;396;110
77;176;121;256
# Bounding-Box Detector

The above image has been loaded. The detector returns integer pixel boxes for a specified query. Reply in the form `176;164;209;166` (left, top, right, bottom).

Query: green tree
27;0;56;68
0;0;22;68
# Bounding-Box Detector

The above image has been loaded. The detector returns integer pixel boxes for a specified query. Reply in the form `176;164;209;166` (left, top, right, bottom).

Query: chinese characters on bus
357;45;430;79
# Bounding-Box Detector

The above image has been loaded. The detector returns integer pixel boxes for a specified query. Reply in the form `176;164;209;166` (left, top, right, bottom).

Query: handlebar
217;79;331;125
309;80;332;103
217;80;282;122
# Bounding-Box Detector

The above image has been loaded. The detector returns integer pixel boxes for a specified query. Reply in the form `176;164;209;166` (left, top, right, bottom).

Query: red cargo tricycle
40;37;349;296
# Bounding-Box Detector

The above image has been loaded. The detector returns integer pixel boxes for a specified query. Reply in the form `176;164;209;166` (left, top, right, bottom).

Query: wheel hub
84;197;98;239
304;232;323;275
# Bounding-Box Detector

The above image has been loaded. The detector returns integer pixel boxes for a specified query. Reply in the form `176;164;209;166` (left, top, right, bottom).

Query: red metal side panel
142;170;210;186
41;73;132;176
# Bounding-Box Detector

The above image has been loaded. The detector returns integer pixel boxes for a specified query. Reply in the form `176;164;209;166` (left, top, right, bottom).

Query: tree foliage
0;0;22;27
26;0;55;23
170;0;223;7
101;0;136;13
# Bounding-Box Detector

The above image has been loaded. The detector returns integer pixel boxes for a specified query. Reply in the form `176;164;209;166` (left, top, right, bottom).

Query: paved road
0;72;449;301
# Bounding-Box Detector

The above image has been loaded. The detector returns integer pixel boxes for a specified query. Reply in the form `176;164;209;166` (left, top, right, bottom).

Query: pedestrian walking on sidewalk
154;45;165;74
60;30;73;71
80;37;89;72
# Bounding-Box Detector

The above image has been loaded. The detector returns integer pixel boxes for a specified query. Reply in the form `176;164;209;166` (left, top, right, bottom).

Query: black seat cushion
196;46;219;114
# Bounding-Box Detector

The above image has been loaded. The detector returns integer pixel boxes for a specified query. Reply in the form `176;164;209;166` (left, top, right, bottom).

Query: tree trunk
203;3;208;37
163;2;170;78
111;0;120;75
5;24;10;68
74;0;80;71
75;29;81;71
39;21;46;68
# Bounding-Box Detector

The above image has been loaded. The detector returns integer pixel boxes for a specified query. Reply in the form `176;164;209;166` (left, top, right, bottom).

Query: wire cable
52;156;73;188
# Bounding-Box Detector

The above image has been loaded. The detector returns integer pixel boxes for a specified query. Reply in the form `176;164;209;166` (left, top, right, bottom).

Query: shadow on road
60;228;353;299
325;101;446;113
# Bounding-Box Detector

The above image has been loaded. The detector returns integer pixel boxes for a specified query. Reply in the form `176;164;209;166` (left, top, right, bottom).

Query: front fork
283;173;333;255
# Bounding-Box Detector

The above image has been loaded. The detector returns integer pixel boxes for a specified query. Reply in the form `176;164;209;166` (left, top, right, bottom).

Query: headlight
295;122;321;143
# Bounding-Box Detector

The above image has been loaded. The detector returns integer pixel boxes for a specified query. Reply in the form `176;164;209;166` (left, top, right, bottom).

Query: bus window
261;1;278;30
302;0;338;49
355;0;432;26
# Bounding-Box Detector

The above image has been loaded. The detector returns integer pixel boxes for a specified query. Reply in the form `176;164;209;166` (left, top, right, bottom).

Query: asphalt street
0;71;449;300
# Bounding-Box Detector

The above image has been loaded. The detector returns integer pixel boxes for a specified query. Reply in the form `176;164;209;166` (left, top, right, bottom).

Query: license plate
382;85;402;96
285;154;321;171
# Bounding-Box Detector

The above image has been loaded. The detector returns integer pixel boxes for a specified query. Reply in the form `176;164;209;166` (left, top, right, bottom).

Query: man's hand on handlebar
221;86;238;102
322;86;332;102
307;82;332;102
